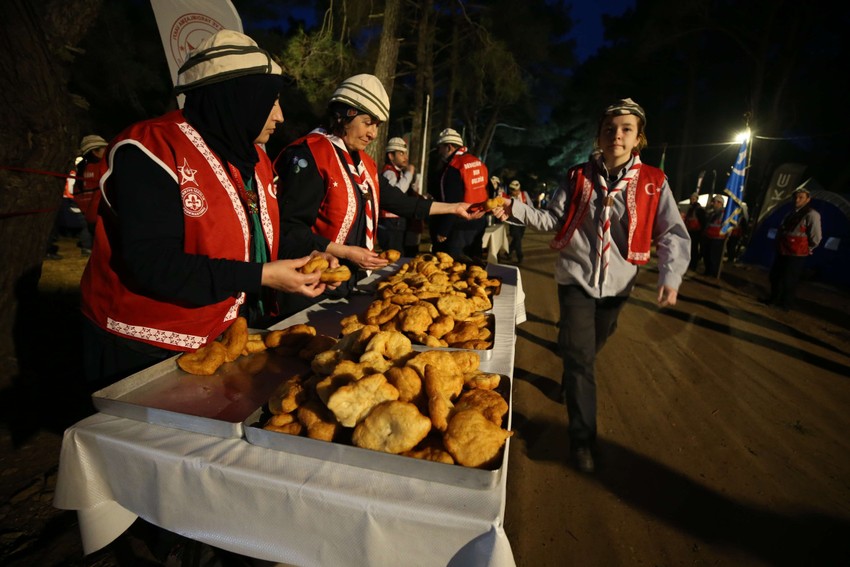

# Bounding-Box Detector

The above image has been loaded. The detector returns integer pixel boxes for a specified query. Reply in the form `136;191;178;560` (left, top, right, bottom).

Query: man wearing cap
493;98;689;473
701;194;727;277
431;127;489;260
274;75;477;315
683;192;706;271
80;30;330;388
73;135;109;237
377;136;415;253
766;186;822;310
505;179;531;263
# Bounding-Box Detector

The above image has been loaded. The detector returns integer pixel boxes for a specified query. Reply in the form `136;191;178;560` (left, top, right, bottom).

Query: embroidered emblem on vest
181;186;208;217
178;158;197;185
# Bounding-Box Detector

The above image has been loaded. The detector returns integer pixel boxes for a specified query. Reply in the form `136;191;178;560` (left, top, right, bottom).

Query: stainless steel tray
92;349;310;438
244;374;513;489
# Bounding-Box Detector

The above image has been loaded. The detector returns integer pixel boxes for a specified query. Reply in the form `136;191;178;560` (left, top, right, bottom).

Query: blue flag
720;138;749;236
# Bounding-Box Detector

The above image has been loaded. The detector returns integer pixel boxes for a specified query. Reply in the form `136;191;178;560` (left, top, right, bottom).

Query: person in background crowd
274;75;478;316
79;30;330;389
764;186;822;311
74;134;109;245
725;203;748;262
683;192;706;271
493;98;689;473
505;179;531;263
488;175;506;199
430;127;489;260
47;157;90;259
377;136;415;253
701;195;727;277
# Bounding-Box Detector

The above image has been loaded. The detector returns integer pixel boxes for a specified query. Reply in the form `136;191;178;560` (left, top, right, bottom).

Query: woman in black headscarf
79;30;332;389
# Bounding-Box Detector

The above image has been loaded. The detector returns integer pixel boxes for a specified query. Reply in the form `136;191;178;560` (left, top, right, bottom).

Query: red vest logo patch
181;186;208;217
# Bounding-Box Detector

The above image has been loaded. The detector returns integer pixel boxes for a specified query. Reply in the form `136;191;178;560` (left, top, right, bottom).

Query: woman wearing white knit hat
274;74;479;316
80;30;331;389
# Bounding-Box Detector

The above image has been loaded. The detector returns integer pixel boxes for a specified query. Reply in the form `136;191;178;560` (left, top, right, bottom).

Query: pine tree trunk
369;0;402;164
0;0;102;380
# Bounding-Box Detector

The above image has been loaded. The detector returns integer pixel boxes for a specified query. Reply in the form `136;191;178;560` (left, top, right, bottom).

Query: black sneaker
572;444;595;473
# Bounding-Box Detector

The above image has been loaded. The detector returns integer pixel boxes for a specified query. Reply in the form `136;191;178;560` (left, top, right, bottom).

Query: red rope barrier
0;165;77;180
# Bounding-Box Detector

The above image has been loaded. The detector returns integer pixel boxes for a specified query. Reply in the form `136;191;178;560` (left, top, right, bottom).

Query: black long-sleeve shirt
108;145;262;307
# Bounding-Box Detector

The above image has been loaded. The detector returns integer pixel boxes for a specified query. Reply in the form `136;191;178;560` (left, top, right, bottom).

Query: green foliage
279;27;356;116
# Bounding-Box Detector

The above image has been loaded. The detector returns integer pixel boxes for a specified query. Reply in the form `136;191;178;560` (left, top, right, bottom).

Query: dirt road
504;229;850;566
2;231;849;565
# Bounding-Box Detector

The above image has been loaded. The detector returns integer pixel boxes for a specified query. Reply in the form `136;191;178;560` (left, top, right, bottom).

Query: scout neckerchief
338;147;376;251
593;154;641;288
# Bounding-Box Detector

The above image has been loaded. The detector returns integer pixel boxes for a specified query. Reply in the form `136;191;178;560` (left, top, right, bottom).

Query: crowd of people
69;29;825;477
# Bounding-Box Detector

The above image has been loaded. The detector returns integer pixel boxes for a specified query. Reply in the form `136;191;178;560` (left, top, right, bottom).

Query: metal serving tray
92;349;309;438
244;374;513;490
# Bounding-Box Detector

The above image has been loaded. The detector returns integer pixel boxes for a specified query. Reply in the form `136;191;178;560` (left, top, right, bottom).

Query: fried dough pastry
220;317;249;362
443;409;513;468
300;255;329;274
402;436;455;465
357;351;394;374
265;323;317;348
326;373;399;427
385;365;423;404
242;333;268;356
423;363;465;432
312;349;348;375
467;287;492;311
406;350;461;381
409;331;448;348
268;375;307;414
363;330;413;361
352;400;432;454
436;295;474;321
450;350;481;375
177;341;228;376
389;293;419;306
455;339;492;350
298;334;338;360
320;265;351;283
315;372;357;406
427;315;454;339
397;304;434;334
484;196;507;211
453;388;509;426
335;324;381;356
264;412;303;436
443;321;481;345
297;398;340;441
464;371;501;391
364;299;401;326
379;249;401;262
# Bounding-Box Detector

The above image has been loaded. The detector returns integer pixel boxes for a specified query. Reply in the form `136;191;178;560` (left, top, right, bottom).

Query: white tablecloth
54;264;525;567
481;225;510;265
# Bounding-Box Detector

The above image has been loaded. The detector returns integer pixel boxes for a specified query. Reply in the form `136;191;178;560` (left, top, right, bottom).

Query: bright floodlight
733;129;750;144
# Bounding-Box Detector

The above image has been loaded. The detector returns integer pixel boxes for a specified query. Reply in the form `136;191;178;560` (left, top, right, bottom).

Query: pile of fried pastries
262;324;512;469
341;252;501;350
176;317;336;376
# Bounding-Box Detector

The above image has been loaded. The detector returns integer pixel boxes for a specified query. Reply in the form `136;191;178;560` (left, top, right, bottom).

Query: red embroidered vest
550;161;666;265
441;148;488;203
80;110;279;351
285;133;381;245
74;159;108;225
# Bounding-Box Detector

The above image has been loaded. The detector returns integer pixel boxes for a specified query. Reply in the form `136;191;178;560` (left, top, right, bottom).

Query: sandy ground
2;231;849;566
